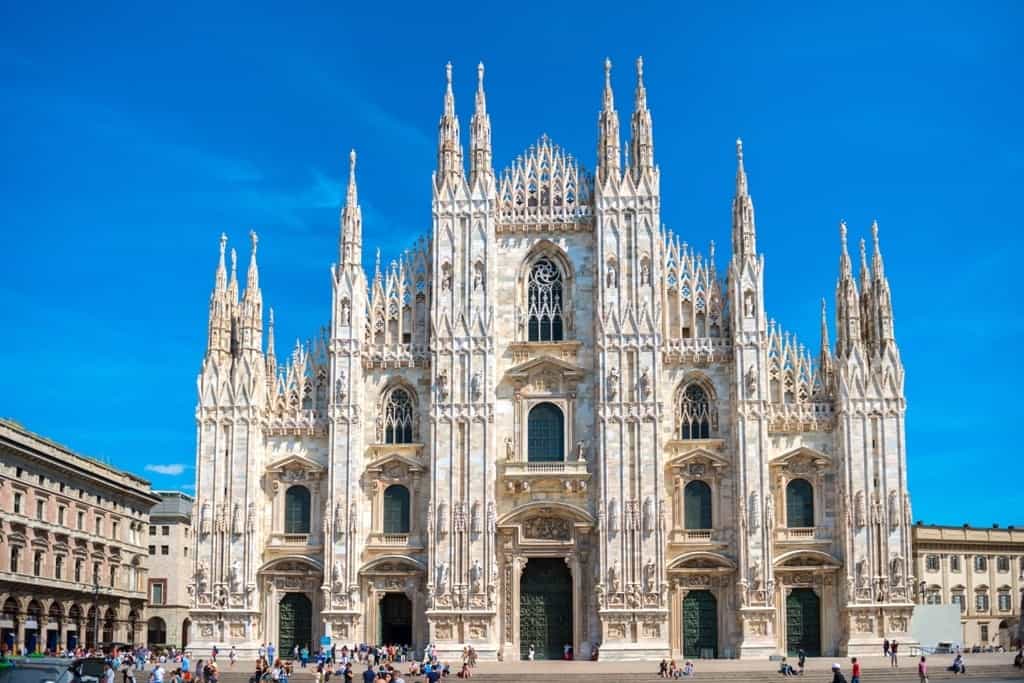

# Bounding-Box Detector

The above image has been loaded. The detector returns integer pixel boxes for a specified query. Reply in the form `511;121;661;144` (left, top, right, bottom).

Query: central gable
497;134;594;229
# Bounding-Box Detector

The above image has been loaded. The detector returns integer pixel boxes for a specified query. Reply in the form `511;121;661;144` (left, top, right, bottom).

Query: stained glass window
679;384;712;439
384;388;414;444
527;402;564;462
527;258;564;342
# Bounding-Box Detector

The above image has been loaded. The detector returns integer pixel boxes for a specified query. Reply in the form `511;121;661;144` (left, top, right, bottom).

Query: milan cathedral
187;59;915;660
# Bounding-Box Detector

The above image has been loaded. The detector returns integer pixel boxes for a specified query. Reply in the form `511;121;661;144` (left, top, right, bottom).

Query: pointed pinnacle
346;148;358;206
603;57;614;109
230;248;237;280
249;229;258;254
636;56;644;84
839;220;848;247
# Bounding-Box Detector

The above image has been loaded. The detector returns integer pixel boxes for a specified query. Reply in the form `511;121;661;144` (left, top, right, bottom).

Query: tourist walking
890;640;899;668
918;655;928;683
850;657;861;683
797;648;806;675
830;663;847;683
883;638;890;657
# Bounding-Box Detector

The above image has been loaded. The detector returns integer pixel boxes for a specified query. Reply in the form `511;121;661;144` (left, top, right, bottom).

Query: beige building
144;491;193;649
189;59;917;660
0;419;159;652
913;523;1023;650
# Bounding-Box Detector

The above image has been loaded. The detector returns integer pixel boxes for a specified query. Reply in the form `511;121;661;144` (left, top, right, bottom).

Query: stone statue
200;500;211;536
340;298;351;325
855;559;868;588
349;503;358;533
437;501;449;538
855;491;866;529
437;369;449;401
470;559;483;594
608;561;621;593
504;436;514;461
486;501;496;535
890;556;904;586
334;373;347;403
322;501;332;537
471;500;482;535
196;561;209;595
638;368;651;400
748;491;760;533
888;491;899;530
247;502;256;532
231;503;240;536
642;496;654;536
575;440;586;462
228;560;241;593
607;367;619;401
643;557;656;593
470;372;482;402
764;492;774;530
605;260;617;289
472;263;483;291
640;260;650;285
436;562;449;594
750;559;762;590
745;365;757;397
608;498;619;534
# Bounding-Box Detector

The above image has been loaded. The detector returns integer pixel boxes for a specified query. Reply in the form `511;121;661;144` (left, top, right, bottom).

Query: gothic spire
871;220;896;348
835;220;862;358
228;247;239;303
858;237;871;291
215;232;227;292
339;149;363;268
629;56;654;179
597;58;621;184
435;62;464;189
731;138;757;261
206;233;232;358
819;297;833;379
469;61;493;185
266;308;276;369
245;230;260;299
871;219;886;279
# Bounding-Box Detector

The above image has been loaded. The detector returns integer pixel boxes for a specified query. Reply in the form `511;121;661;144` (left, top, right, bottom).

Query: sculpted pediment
665;446;730;474
770;446;831;471
266;454;326;478
366;452;424;478
505;354;585;392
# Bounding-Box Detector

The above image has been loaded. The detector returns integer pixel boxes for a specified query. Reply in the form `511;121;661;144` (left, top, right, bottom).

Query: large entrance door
379;593;412;646
519;557;573;659
682;590;718;658
786;587;821;656
278;593;312;656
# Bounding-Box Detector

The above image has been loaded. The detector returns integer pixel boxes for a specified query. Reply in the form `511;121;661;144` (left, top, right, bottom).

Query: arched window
383;388;415;444
679;384;712;439
527;402;564;462
786;479;814;528
684;481;712;530
526;257;564;342
284;485;311;534
147;617;167;646
382;485;411;534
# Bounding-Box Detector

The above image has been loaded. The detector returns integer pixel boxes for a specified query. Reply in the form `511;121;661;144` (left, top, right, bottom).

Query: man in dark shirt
361;665;375;683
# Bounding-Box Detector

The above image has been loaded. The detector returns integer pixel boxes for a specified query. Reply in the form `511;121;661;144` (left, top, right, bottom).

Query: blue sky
0;2;1020;525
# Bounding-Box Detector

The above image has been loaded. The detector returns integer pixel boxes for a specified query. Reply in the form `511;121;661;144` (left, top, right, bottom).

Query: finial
871;219;879;244
605;57;612;83
375;248;382;277
230;248;237;275
445;61;453;88
249;230;258;253
709;239;716;262
349;148;356;175
477;61;484;87
219;232;228;254
839;220;848;246
859;237;867;264
736;137;744;161
636;56;644;83
821;297;827;317
270;307;275;326
346;148;358;206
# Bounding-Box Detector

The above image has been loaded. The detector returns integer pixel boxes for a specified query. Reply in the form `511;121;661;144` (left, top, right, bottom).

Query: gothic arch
517;241;575;342
667;551;737;571
377;381;419;444
358;555;426;575
258;555;324;574
674;373;719;439
496;500;596;528
773;549;841;568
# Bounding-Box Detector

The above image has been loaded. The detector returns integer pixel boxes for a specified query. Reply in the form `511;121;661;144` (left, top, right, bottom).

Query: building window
109;566;116;588
36;499;45;520
55;556;64;580
527;402;564;462
58;507;66;525
112;521;119;539
149;526;156;535
950;555;961;572
924;587;941;604
975;592;989;611
998;591;1011;611
997;556;1010;572
284;485;311;534
16;467;22;478
925;555;940;571
74;559;82;582
786;478;815;528
974;556;987;572
526;256;564;342
161;526;169;536
9;547;19;573
382;485;411;534
678;384;713;439
160;546;169;555
77;511;85;530
951;592;965;612
151;583;165;606
13;493;21;515
33;551;43;577
683;480;713;530
184;547;189;556
980;623;989;642
148;545;156;555
93;562;100;584
95;516;103;535
383;388;415;444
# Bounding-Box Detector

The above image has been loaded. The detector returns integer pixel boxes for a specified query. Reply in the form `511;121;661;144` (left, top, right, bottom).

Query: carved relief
522;517;571;540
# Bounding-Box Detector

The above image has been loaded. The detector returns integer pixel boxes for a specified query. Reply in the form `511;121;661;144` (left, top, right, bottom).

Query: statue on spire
597;57;621;184
436;62;464;189
731;138;756;262
470;61;493;185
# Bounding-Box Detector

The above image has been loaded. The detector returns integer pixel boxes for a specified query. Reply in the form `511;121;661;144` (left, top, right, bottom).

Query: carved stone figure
575;439;586;462
334;373;347;402
340;298;351;325
855;491;866;529
470;372;482;402
523;516;572;540
247;502;255;532
504;436;514;461
750;559;762;589
640;260;651;285
349;503;357;533
472;262;484;291
436;562;449;594
765;492;774;530
890;556;904;586
231;503;240;536
607;367;619;401
196;561;209;595
437;369;449;401
638;368;651;400
888;490;899;530
643;557;656;593
486;501;496;535
470;559;483;593
437;501;449;538
605;260;617;289
745;365;757;396
608;498;619;534
200;500;211;536
470;500;482;535
228;560;242;593
642;496;654;536
748;491;760;533
608;561;621;593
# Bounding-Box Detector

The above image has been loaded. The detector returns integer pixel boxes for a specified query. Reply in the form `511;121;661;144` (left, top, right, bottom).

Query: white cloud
145;463;187;476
